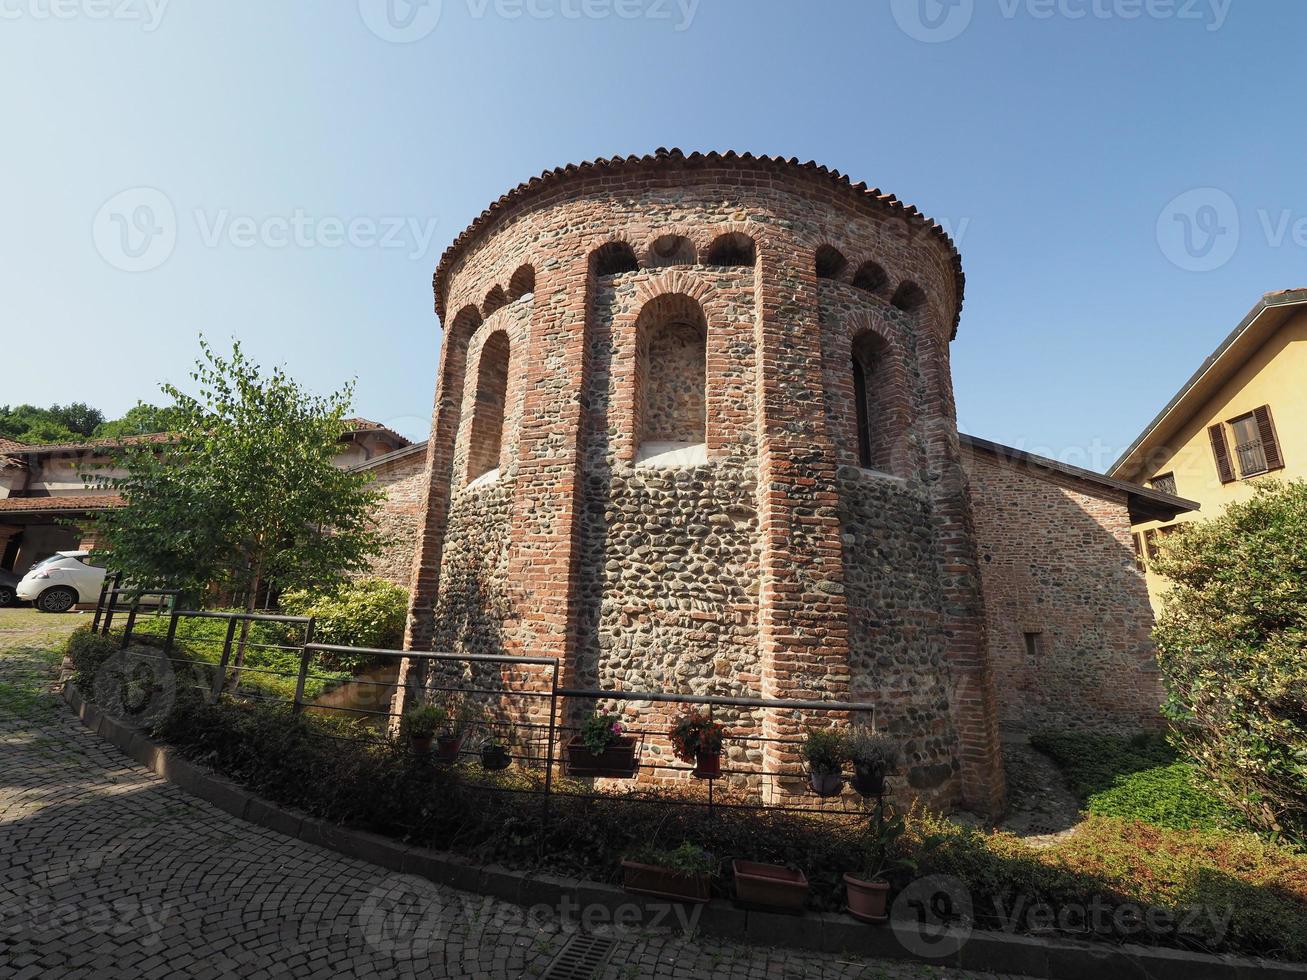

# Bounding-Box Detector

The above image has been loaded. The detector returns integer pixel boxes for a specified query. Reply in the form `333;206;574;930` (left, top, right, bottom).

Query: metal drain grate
539;932;618;980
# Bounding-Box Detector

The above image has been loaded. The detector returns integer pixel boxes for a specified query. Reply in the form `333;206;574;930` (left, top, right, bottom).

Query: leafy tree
0;404;79;444
1152;480;1307;841
48;402;105;437
93;339;386;677
93;402;186;439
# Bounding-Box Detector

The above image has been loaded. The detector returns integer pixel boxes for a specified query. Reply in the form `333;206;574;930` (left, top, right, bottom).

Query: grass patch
1030;731;1240;831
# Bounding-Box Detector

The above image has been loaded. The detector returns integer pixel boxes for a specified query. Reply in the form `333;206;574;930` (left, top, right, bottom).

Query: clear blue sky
3;0;1302;471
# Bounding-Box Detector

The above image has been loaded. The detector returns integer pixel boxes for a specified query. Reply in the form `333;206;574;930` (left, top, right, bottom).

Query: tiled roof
0;494;125;514
432;148;966;336
0;432;172;456
342;418;412;448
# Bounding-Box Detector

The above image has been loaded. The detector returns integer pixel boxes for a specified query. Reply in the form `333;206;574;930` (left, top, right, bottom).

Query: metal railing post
212;616;238;702
101;573;122;635
292;642;311;715
542;660;559;829
91;574;112;632
120;595;141;650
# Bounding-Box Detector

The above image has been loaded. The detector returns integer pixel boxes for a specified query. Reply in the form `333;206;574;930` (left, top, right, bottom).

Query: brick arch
851;259;890;298
507;263;535;301
630;269;717;309
814;243;849;282
482;285;508;318
642;225;700;268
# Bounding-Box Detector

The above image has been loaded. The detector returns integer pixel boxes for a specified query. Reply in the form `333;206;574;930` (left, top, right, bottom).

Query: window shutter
1254;405;1284;470
1208;424;1236;484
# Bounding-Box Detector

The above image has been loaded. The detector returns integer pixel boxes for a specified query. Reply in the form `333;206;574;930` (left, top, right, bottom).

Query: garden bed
64;627;1307;964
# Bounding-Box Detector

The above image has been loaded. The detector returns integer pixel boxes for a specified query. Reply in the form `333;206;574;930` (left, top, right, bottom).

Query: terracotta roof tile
0;494;125;513
0;432;172;456
432;148;966;336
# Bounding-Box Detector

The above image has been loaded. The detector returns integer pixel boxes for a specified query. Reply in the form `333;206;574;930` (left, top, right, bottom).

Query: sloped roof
961;433;1199;525
349;440;428;473
343;418;412;448
432;148;966;336
1109;288;1307;482
0;494;124;514
0;432;172;456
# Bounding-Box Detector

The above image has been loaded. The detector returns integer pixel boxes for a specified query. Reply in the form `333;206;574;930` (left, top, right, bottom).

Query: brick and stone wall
360;448;428;587
961;443;1164;733
403;151;1004;813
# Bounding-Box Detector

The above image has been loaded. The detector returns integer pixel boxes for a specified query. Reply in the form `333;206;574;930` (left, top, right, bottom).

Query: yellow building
1110;288;1307;609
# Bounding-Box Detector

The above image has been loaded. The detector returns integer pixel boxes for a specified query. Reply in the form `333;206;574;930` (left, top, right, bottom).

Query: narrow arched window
483;285;507;317
467;331;510;483
891;280;926;314
815;245;847;280
508;264;535;301
705;232;755;267
593;241;639;276
633;294;707;464
851;261;888;296
851;331;897;474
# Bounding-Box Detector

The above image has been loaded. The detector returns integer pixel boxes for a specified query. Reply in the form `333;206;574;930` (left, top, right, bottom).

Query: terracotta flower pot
621;860;710;904
851;764;887;798
434;731;465;764
693;751;721;779
843;873;890;923
480;744;511;771
809;771;844;797
732;860;808;914
565;735;638;778
410;734;433;755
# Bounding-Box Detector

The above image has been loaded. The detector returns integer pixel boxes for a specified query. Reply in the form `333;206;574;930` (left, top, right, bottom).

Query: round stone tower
405;149;1004;815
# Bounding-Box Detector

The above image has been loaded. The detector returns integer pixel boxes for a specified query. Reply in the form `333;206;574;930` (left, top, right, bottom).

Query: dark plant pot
693;751;721;779
621;860;710;904
434;732;465;764
480;744;511;771
732;860;809;914
410;734;433;755
565;735;638;778
843;873;890;923
809;770;844;797
851;764;887;798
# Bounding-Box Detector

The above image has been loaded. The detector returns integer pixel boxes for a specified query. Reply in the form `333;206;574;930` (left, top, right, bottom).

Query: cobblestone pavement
0;610;1017;979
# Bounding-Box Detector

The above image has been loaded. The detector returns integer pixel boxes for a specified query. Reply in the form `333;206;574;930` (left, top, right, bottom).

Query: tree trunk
226;560;262;692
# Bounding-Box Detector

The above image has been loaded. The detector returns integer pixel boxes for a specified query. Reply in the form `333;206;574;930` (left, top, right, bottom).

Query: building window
1143;528;1159;561
815;245;847;280
1228;406;1285;478
1149;472;1177;496
705;232;755;267
1023;632;1044;658
1132;532;1145;571
850;330;899;474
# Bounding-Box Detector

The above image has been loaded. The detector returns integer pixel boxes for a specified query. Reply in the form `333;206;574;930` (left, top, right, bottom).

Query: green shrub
1152;480;1307;840
1030;730;1237;831
279;577;408;669
131;687;1307;961
66;627;121;693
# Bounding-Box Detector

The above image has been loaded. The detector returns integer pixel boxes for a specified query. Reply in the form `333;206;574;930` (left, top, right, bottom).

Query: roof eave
1109;289;1307;481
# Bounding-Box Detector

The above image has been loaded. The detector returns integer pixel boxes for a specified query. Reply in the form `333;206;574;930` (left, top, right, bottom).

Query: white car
17;551;108;613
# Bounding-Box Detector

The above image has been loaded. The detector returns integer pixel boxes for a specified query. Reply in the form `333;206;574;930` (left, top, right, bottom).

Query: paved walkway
0;610;1013;979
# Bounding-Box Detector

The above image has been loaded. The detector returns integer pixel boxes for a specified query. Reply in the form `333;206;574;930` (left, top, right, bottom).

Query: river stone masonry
403;150;1005;814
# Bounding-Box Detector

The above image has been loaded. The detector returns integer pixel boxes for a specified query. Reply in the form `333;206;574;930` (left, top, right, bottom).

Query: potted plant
565;711;638;778
732;860;809;914
802;728;847;797
621;843;715;904
844;806;928;923
401;703;446;755
480;739;511;772
846;730;899;798
669;708;726;779
433;697;477;764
